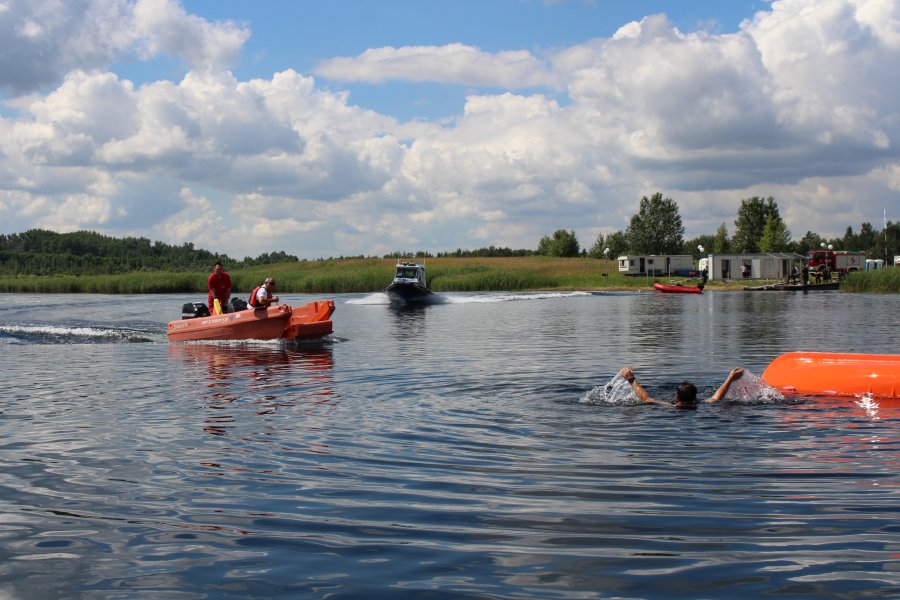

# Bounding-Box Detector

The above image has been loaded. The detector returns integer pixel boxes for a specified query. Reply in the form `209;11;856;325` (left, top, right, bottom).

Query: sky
1;0;899;260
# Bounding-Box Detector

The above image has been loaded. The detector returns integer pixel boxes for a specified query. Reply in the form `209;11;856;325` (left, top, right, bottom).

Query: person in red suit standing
207;261;232;313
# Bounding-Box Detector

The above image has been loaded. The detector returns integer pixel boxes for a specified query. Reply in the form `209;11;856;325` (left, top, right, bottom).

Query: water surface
1;290;899;599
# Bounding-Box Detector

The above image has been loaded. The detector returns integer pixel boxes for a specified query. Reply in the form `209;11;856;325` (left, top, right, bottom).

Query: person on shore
207;262;231;314
801;263;810;286
249;277;280;308
697;268;709;290
618;367;745;409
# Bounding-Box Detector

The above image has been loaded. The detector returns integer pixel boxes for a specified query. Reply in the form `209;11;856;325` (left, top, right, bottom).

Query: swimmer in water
618;367;745;409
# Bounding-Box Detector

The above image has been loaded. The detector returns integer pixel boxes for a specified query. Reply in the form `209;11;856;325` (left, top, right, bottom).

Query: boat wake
0;323;160;344
347;291;590;306
346;293;391;305
444;291;591;304
174;332;345;348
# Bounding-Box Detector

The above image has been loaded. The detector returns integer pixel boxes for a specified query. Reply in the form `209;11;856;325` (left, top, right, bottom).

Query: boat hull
653;282;702;294
762;352;900;399
385;282;434;305
167;300;334;342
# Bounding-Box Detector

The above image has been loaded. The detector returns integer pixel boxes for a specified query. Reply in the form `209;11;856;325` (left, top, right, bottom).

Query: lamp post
604;247;610;277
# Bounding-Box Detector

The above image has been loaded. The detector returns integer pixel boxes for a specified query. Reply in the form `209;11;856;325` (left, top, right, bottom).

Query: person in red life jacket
248;277;280;308
207;262;232;313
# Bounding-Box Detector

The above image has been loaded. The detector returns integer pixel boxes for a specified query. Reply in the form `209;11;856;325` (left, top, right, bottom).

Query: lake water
1;290;899;599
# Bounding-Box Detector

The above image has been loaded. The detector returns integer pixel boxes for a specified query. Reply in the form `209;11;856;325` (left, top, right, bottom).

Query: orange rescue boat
762;352;900;399
653;282;703;294
167;300;335;342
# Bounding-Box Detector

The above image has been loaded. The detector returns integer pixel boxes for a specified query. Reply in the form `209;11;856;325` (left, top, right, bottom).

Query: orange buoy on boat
762;352;900;399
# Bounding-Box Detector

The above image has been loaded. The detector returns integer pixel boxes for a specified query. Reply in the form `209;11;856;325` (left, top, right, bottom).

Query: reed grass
0;272;205;294
839;267;900;292
2;257;894;294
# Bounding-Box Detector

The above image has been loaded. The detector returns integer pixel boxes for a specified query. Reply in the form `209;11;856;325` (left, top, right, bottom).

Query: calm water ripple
1;291;899;598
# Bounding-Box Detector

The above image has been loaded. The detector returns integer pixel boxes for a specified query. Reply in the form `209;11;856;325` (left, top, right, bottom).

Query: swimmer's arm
708;367;745;402
619;368;662;404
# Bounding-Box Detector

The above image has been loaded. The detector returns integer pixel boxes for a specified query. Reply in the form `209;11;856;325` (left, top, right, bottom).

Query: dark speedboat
385;261;434;305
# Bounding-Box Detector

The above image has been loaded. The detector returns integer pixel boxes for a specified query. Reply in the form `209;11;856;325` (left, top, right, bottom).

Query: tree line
0;229;299;276
537;193;899;261
3;194;897;277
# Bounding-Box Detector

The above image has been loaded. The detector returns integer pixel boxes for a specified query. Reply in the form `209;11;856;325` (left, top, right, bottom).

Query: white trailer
705;252;802;280
617;255;694;276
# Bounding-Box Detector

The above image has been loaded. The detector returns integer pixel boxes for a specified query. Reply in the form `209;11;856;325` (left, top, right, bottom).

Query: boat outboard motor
181;302;211;319
230;297;248;312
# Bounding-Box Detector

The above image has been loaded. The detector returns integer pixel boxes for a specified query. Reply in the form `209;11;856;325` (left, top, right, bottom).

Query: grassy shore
0;256;896;294
839;267;900;292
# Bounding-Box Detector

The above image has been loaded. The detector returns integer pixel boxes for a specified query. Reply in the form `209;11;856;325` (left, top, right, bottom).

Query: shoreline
1;256;894;293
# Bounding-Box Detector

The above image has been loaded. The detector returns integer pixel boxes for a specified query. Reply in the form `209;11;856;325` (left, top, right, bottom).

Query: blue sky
1;0;898;259
117;1;768;122
194;1;767;121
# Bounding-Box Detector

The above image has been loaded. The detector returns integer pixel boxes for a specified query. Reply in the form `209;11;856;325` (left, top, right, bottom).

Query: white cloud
314;43;560;89
131;0;248;69
1;0;899;260
0;0;248;94
154;187;226;249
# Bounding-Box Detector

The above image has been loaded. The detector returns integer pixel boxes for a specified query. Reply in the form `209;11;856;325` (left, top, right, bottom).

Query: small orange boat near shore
762;352;899;399
167;300;335;342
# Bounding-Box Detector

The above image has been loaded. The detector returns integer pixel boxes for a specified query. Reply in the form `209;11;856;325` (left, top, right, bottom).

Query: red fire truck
805;250;866;273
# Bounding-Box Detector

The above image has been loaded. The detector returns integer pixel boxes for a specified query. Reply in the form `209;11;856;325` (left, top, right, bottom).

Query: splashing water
580;370;791;406
854;394;881;418
580;373;641;405
721;370;788;404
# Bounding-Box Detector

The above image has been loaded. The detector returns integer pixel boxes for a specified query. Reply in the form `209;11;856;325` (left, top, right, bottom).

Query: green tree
873;220;899;261
733;196;782;253
587;234;605;258
536;229;580;257
605;231;628;258
796;231;824;255
624;193;685;254
685;234;716;257
588;231;627;259
713;223;731;254
759;213;792;252
855;222;877;254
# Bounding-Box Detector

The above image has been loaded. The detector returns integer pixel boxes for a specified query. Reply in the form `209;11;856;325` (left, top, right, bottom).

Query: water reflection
763;398;900;494
387;302;429;338
735;293;793;349
167;343;335;436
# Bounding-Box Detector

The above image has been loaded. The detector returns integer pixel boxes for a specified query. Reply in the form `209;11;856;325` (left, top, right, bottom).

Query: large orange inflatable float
762;352;900;399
